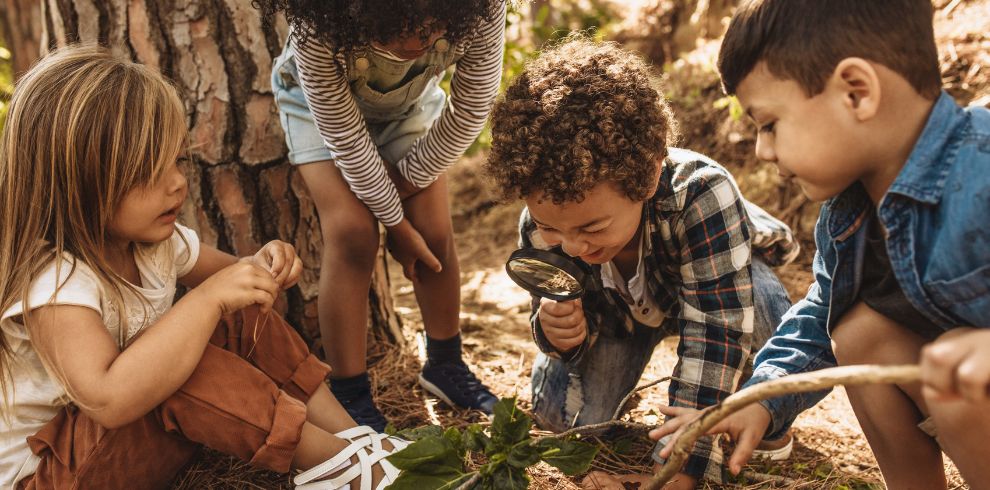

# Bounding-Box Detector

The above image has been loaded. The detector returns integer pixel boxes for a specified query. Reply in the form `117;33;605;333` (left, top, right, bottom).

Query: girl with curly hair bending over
253;0;504;430
485;38;800;489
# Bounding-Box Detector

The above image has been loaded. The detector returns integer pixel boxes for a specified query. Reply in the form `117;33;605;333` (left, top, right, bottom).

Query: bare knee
319;214;379;268
831;302;920;366
418;222;455;265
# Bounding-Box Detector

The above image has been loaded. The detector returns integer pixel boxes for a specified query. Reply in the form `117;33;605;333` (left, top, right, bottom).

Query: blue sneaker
419;359;498;414
331;386;388;432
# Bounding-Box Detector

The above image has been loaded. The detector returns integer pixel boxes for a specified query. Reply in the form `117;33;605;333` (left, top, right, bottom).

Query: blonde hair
0;45;187;411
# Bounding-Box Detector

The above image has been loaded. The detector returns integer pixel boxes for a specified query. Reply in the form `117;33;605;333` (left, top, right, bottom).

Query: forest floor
174;1;988;488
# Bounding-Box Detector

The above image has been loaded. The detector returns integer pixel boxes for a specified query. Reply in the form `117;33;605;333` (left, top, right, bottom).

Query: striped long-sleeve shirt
291;4;506;226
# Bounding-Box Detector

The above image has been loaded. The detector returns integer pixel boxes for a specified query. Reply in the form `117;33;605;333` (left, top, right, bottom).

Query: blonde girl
0;45;406;490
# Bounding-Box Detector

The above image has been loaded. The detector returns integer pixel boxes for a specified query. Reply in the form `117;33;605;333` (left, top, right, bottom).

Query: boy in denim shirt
654;1;990;488
484;38;799;488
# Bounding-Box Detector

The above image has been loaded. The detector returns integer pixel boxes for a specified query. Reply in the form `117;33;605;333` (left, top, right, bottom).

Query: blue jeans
530;257;792;430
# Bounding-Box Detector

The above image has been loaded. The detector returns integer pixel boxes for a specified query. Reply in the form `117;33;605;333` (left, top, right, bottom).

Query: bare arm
27;262;278;429
177;244;237;288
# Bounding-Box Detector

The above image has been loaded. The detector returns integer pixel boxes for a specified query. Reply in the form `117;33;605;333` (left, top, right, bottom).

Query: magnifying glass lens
504;248;588;301
507;258;581;295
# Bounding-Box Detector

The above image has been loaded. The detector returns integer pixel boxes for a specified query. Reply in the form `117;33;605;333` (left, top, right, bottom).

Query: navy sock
329;372;371;398
425;333;463;363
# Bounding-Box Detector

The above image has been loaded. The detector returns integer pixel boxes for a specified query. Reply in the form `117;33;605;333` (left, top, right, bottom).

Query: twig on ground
611;377;672;421
646;364;921;489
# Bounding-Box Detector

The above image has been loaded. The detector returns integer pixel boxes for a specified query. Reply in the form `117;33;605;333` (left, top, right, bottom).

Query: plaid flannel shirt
519;148;799;481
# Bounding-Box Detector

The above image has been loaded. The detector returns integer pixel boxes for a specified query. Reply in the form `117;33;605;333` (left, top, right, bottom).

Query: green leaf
462;424;493;453
394;425;445;441
491;398;532;447
385;470;473;490
386;436;463;474
486;464;530;490
506;443;542;469
538;439;598;476
443;426;465;459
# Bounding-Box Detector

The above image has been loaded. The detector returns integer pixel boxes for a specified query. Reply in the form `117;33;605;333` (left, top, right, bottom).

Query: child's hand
195;261;280;315
244;240;303;289
651;403;772;476
921;327;990;403
538;298;587;353
386;218;442;282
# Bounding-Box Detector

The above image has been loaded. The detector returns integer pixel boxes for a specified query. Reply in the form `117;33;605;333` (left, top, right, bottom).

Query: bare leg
403;174;460;340
926;395;990;489
831;302;945;490
296;161;380;377
306;383;358;433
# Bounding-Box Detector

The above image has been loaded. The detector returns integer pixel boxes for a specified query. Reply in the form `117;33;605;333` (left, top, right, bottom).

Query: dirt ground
173;1;987;488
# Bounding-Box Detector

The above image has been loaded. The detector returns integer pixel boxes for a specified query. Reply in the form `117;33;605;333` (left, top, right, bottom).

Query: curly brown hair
485;37;676;205
253;0;503;58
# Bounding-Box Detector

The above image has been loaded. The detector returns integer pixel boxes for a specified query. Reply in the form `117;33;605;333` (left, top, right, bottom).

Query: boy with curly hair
484;37;799;488
654;1;990;488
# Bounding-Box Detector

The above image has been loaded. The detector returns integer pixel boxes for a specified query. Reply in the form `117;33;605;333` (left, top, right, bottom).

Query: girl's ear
829;57;882;122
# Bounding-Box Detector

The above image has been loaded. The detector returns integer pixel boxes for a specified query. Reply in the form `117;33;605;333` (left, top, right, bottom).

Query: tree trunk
38;0;404;348
1;0;43;75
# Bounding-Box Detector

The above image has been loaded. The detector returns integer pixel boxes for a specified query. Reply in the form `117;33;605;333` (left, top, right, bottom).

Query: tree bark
38;0;404;348
1;0;43;75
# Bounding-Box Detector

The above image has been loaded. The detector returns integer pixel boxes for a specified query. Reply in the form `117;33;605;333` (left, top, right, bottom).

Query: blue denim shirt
745;92;990;439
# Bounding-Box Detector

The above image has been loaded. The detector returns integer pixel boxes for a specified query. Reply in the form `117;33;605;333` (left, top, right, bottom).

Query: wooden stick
646;364;921;489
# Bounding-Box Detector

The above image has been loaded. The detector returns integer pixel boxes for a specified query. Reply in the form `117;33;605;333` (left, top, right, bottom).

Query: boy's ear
829;57;881;122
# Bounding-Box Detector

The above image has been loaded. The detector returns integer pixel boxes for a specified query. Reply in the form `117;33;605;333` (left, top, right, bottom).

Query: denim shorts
270;49;447;165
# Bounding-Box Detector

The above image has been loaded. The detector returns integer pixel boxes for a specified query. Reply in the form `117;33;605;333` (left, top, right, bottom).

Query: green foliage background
0;29;12;132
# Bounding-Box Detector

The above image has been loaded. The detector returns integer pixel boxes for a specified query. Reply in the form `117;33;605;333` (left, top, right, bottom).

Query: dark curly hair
253;0;503;57
485;37;677;205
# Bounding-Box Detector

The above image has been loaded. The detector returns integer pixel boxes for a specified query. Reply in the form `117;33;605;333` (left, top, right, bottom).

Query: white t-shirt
600;230;666;328
0;224;200;489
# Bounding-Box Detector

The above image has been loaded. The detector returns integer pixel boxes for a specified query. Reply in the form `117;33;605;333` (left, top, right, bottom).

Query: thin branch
454;472;480;490
611;377;672;421
646;364;921;489
536;420;654;443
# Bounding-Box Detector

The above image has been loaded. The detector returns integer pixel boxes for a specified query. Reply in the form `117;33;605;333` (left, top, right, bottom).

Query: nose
168;166;188;195
559;236;590;258
755;133;776;162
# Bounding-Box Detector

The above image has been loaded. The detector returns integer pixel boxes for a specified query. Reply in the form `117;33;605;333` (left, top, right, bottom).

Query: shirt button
353;57;370;72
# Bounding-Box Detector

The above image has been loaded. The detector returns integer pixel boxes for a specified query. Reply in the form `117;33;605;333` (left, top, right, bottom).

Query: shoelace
431;362;492;398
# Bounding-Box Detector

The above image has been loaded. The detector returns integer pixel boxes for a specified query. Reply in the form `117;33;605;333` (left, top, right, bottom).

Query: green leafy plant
385;397;599;489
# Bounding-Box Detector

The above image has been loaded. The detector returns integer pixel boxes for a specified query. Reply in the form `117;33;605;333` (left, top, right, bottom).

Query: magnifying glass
504;248;591;301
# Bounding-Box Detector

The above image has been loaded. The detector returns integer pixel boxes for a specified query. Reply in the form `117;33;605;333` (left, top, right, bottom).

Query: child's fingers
956;355;990;403
655;425;690;458
656;405;695;417
921;341;969;395
283;257;303;289
268;247;284;275
540;298;576;316
726;427;762;475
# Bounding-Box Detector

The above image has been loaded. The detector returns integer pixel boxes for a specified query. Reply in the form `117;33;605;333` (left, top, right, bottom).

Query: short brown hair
718;0;941;99
485;37;676;204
